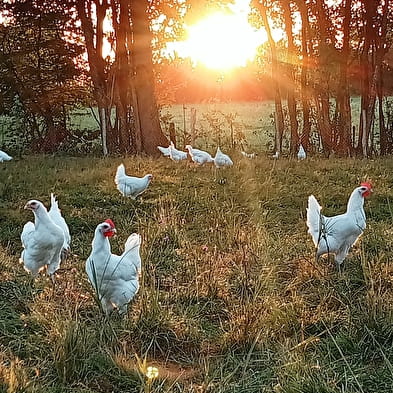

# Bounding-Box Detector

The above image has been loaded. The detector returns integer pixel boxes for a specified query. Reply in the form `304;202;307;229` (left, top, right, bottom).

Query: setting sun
182;12;265;70
167;1;271;71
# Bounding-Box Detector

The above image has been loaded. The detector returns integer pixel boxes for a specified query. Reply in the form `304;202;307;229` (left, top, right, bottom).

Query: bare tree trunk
76;0;115;153
358;0;389;157
113;0;133;153
335;0;352;156
297;0;311;151
131;0;168;155
190;107;196;146
314;0;333;156
282;0;299;156
258;1;285;153
378;67;387;154
100;107;108;156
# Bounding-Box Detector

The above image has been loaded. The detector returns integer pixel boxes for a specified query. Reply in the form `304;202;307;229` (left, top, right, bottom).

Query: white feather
86;222;142;315
0;150;12;162
20;200;65;277
214;147;233;168
306;184;371;265
185;145;214;165
48;193;71;260
115;164;152;199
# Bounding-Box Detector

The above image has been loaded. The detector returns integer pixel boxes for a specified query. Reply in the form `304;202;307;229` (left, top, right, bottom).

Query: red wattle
103;230;115;237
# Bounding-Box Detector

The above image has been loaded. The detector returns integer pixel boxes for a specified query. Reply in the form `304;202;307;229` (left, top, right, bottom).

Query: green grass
1;154;393;392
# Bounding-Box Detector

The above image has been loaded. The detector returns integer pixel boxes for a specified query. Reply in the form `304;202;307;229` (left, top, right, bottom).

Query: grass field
1;153;393;392
0;97;372;153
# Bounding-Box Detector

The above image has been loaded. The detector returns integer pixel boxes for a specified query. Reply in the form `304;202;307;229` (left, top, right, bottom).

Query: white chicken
20;199;65;279
306;182;373;266
115;164;152;199
0;149;12;162
169;143;188;162
272;151;280;159
241;151;257;159
48;193;71;260
157;144;171;157
185;145;214;165
214;147;233;168
297;144;306;160
86;219;142;315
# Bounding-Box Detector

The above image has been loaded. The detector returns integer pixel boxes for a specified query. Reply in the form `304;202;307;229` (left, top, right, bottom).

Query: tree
334;0;352;156
281;0;299;155
0;0;85;152
75;0;174;155
357;0;392;156
251;0;285;154
296;0;311;152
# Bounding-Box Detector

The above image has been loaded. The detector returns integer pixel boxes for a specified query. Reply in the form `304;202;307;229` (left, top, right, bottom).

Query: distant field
0;97;385;151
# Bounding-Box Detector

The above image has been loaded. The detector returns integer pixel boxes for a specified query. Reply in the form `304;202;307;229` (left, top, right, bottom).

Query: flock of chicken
1;143;373;316
158;143;234;168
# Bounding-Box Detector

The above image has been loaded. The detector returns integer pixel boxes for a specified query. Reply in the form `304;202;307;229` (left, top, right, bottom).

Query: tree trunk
335;0;352;156
113;0;133;153
378;67;387;154
358;0;389;157
131;0;168;155
258;1;285;153
297;0;311;151
314;0;333;156
282;0;299;156
76;0;115;153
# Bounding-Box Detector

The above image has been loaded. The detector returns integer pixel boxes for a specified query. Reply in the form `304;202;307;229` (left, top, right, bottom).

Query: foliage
0;0;88;152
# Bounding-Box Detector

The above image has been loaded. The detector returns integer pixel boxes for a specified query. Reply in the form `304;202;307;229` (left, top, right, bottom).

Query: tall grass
1;154;393;392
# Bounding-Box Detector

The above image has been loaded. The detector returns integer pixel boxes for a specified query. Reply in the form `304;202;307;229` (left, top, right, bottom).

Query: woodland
0;0;392;156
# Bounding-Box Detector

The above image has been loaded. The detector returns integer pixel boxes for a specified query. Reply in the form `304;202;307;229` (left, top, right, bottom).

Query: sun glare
174;10;266;71
165;0;284;71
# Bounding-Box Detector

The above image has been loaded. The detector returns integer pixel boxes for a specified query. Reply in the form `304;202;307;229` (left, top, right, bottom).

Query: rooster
214;147;233;168
20;199;65;280
48;193;71;261
85;219;142;315
0;149;12;162
115;164;152;199
306;182;373;266
185;145;214;165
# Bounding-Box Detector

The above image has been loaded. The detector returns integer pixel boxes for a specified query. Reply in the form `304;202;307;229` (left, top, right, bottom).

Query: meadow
1;152;393;393
0;97;369;154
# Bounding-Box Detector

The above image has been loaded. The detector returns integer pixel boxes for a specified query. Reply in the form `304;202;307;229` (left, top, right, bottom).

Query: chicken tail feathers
115;164;126;186
125;233;141;253
307;195;323;246
50;193;59;212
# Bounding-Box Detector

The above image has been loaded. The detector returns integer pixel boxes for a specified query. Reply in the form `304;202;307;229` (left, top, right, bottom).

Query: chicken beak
24;203;30;210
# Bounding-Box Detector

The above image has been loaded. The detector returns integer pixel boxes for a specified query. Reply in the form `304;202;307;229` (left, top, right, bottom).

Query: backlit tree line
0;0;392;157
251;0;393;157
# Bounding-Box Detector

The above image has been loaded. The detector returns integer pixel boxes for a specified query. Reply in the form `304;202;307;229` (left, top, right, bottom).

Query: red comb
105;219;115;228
361;182;373;190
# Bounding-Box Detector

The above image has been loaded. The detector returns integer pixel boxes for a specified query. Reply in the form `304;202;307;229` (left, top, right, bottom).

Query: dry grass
1;153;393;392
